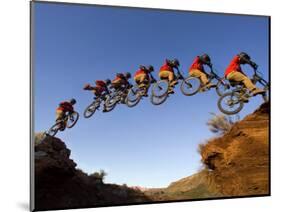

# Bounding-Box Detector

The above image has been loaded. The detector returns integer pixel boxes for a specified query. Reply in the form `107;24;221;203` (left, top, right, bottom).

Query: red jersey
94;80;107;94
159;61;174;73
134;69;147;77
189;56;204;72
113;76;122;82
95;80;106;87
225;55;242;77
113;74;127;82
57;102;74;112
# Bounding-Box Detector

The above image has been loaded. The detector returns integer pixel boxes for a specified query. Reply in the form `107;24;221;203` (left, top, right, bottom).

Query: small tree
207;113;235;135
89;169;107;183
99;169;107;180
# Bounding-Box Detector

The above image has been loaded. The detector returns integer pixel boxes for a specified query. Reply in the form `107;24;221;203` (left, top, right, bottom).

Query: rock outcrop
34;136;150;211
145;102;270;200
200;102;269;196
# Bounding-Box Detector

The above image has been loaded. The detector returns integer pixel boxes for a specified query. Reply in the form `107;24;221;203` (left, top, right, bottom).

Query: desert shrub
89;169;107;183
207;113;234;135
198;143;206;155
34;132;46;146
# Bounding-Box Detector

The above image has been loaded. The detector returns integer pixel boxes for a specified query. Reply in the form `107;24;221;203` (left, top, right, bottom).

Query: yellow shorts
158;70;174;81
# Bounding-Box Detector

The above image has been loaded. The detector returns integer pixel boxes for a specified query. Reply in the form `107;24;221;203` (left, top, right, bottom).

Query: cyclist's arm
243;58;258;70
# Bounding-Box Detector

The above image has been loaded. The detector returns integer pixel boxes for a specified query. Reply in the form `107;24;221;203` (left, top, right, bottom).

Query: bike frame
209;69;229;86
252;70;269;87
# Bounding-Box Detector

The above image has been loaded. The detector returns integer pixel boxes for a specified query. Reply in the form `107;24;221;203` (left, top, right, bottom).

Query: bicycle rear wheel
84;101;99;118
217;92;244;115
126;85;142;108
46;123;60;137
150;94;168;106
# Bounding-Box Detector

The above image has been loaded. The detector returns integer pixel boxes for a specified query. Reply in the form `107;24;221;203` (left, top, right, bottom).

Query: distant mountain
144;170;221;201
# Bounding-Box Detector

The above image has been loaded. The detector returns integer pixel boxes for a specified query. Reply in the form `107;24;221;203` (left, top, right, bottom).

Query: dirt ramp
200;102;269;196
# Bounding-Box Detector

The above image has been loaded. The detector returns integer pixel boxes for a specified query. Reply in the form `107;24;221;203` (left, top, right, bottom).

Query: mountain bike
104;83;133;112
84;93;110;118
125;74;157;108
150;69;186;105
46;111;79;137
217;68;269;115
180;69;231;96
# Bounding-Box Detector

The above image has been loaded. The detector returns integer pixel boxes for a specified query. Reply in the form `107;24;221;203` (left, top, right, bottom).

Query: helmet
125;72;131;79
116;73;124;78
95;80;106;87
105;79;111;85
165;59;172;66
83;83;91;90
171;59;180;67
147;65;154;72
199;54;211;65
238;52;251;64
139;65;146;70
70;98;76;105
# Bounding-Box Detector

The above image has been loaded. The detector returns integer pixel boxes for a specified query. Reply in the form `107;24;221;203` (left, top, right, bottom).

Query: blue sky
33;2;269;188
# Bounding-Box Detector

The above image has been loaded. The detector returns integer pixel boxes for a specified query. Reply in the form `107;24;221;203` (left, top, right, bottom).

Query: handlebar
252;68;268;86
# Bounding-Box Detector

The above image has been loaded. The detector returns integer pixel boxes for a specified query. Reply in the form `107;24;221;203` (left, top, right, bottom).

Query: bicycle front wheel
104;96;117;112
216;81;231;96
152;80;169;97
67;112;79;128
180;77;201;96
46;123;60;137
84;101;99;118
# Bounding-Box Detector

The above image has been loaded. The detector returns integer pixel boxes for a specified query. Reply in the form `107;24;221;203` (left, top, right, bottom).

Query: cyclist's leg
169;72;177;86
139;74;148;88
56;109;64;122
134;75;141;86
227;72;251;102
227;71;256;91
56;109;66;129
159;71;173;92
190;69;207;86
166;71;176;93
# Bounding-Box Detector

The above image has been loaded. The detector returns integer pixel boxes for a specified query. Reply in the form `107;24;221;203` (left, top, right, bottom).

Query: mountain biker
83;80;111;112
158;59;180;94
83;80;110;97
224;52;265;99
110;72;132;103
189;54;216;90
134;65;154;96
56;98;76;129
111;72;131;91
